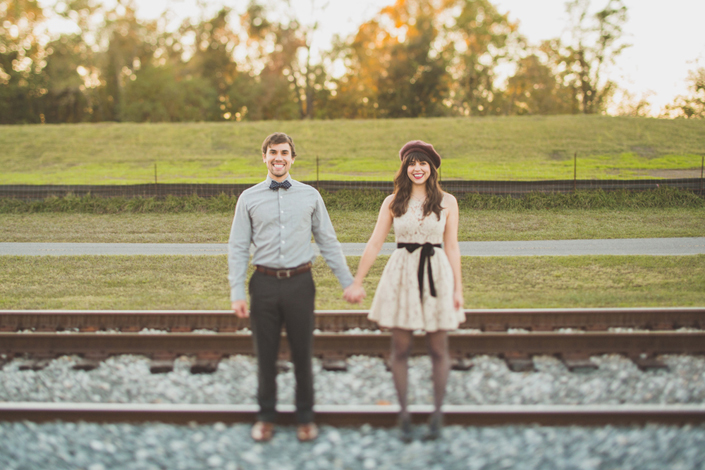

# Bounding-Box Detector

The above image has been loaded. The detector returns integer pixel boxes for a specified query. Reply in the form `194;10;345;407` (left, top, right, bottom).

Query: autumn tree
330;0;453;118
0;0;47;123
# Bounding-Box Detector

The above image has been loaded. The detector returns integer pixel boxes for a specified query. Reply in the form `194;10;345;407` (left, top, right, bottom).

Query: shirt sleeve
311;192;354;289
228;194;252;301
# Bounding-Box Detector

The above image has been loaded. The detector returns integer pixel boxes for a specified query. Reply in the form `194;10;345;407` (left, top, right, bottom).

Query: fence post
573;152;577;193
701;155;704;194
154;163;158;185
316;156;319;190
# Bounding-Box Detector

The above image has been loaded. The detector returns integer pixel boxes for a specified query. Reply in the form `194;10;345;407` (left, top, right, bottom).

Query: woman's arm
344;195;394;303
442;193;464;310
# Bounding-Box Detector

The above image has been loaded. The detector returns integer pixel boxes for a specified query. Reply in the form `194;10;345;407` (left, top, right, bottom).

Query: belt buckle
276;269;292;279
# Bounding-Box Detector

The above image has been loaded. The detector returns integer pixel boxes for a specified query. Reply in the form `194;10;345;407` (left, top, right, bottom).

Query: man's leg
249;271;283;423
280;271;316;424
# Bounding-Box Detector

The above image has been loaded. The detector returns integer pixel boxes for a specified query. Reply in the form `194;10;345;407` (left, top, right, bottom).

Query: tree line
1;0;702;124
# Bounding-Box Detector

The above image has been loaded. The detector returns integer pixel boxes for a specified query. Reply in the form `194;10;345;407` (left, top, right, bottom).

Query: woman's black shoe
398;413;413;443
424;411;443;440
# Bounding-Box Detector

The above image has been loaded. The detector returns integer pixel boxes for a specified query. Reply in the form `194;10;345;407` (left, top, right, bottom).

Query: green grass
0;255;703;310
1;207;703;243
1;115;704;184
1;187;702;214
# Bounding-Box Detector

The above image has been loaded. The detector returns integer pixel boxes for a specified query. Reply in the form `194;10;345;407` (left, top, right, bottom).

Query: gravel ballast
1;354;704;405
1;421;704;470
2;354;705;469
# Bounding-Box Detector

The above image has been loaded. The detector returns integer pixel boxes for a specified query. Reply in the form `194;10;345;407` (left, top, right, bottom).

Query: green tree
178;7;241;121
39;33;92;123
663;67;705;119
447;0;522;116
503;48;578;115
234;1;324;120
96;0;164;121
560;0;630;114
120;64;215;122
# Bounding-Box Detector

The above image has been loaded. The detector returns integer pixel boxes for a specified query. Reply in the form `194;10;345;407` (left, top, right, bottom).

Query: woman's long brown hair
390;151;444;220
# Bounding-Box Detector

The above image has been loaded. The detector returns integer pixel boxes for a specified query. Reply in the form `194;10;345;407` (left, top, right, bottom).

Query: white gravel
2;354;705;469
1;354;704;406
1;421;704;470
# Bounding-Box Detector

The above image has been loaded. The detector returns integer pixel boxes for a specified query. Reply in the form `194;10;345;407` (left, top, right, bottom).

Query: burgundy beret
399;140;441;169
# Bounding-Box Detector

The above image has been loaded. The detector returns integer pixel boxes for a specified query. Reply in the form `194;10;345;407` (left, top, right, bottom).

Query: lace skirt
367;247;465;331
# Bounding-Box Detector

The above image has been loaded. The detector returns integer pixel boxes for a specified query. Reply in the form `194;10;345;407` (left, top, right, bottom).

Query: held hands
231;300;249;318
343;283;366;304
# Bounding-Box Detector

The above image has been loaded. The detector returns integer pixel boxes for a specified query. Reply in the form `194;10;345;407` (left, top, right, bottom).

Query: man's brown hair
261;132;296;157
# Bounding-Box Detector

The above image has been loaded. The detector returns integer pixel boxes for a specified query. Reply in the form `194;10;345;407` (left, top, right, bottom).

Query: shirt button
281;225;284;229
281;241;285;244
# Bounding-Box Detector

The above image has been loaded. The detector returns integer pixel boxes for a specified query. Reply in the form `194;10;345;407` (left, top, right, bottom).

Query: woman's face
406;159;431;186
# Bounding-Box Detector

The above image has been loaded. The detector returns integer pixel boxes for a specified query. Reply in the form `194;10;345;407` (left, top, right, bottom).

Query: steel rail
1;307;704;332
2;331;705;358
2;403;705;427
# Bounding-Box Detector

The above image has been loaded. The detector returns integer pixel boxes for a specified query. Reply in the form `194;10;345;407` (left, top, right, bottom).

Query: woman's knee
426;332;449;361
428;346;448;362
391;333;413;360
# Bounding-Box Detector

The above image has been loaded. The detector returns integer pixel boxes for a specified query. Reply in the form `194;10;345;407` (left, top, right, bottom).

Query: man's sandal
296;422;319;442
251;421;275;442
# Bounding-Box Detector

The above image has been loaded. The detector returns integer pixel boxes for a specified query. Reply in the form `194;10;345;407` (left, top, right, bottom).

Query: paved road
1;238;704;256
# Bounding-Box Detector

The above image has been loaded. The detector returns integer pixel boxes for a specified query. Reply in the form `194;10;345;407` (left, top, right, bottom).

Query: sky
42;0;705;115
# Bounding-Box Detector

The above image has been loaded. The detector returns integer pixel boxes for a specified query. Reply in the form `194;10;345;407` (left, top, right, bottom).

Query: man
228;132;356;442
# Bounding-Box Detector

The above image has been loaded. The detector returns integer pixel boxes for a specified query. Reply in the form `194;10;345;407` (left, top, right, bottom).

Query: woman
344;140;464;442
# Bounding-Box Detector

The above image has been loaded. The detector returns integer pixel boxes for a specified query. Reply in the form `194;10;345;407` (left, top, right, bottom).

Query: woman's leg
390;328;414;414
426;330;450;413
390;328;414;441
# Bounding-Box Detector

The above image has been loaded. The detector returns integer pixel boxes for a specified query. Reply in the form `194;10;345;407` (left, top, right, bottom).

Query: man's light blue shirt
228;176;354;301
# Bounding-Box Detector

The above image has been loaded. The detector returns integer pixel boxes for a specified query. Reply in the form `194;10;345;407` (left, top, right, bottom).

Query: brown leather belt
255;262;312;279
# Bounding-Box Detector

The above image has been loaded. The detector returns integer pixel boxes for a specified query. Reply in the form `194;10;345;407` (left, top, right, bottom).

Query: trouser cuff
296;409;315;424
257;408;277;423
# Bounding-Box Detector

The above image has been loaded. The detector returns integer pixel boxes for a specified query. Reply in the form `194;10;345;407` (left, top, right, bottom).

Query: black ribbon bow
269;180;292;190
398;242;441;300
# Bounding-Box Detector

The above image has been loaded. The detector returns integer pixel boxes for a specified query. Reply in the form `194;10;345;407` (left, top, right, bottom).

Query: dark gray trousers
248;270;316;424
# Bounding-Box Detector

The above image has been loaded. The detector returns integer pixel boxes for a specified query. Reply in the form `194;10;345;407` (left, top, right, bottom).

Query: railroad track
2;330;704;372
2;307;703;332
2;403;705;427
1;307;704;373
2;309;705;430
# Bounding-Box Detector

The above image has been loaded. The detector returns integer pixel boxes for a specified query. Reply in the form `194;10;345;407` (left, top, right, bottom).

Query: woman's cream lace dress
368;198;465;331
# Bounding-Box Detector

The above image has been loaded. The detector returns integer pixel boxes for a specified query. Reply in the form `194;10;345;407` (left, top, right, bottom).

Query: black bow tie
269;180;291;190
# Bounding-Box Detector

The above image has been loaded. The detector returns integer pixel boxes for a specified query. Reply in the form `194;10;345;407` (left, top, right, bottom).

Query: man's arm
311;192;354;289
228;195;252;317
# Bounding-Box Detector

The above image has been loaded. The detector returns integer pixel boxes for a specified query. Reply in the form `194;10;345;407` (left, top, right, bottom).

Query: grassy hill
1;115;703;184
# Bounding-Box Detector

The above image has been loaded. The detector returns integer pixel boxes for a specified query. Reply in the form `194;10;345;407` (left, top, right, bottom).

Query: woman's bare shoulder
441;191;458;207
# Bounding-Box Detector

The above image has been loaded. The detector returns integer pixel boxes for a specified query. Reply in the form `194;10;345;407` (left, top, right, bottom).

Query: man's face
263;142;294;181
